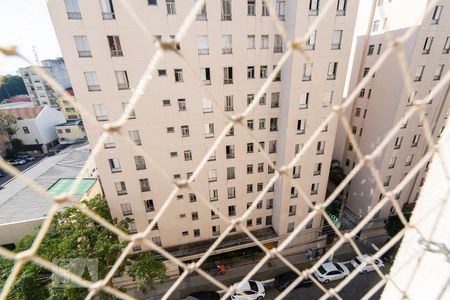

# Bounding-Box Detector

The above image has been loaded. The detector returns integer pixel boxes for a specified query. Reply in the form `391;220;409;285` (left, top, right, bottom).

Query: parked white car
350;255;384;274
313;262;350;283
231;280;265;300
7;158;27;166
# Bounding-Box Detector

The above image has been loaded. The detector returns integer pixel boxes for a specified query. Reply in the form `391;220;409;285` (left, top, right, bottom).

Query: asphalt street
0;155;46;186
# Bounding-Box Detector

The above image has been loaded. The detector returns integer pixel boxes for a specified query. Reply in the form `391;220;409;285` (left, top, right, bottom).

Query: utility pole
32;45;40;66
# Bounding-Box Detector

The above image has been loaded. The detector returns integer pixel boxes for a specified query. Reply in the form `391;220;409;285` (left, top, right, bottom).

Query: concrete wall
0;218;44;247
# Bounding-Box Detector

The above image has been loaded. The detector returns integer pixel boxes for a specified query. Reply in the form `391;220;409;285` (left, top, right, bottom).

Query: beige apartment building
335;0;449;235
48;0;360;258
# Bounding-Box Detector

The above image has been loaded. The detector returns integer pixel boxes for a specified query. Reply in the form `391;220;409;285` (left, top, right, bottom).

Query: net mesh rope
0;0;449;299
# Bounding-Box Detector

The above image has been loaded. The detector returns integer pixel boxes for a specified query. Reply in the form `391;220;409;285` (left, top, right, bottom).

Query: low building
55;119;87;144
0;105;66;153
56;89;81;120
0;144;99;248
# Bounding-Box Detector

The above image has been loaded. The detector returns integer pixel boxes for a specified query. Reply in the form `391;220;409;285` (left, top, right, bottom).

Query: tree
0;75;27;101
0;111;18;148
384;212;411;238
0;195;167;299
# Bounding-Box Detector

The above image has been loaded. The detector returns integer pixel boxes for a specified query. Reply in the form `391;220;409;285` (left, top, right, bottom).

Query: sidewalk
127;236;387;299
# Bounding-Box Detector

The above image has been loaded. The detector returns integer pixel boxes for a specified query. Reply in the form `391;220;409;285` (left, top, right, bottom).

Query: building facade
57;90;82;120
48;0;359;255
335;0;449;232
56;119;87;144
41;57;73;89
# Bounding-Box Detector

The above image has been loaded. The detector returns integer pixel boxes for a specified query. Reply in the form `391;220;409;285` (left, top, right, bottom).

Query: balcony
67;11;82;19
88;85;101;92
78;50;92;57
102;12;115;20
118;83;130;90
111;50;123;57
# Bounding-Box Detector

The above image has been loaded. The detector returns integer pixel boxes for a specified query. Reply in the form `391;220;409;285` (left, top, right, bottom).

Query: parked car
185;291;220;300
17;154;35;161
274;271;312;291
231;280;265;300
350;255;384;274
0;171;5;177
7;158;27;166
313;262;350;283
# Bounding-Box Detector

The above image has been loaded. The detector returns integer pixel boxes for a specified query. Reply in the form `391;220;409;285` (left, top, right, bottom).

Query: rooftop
56;119;83;127
0;106;44;119
0;101;35;110
0;143;95;225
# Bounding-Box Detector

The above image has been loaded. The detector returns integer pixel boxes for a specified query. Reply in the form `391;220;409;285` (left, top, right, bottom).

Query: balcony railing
202;80;211;85
205;133;214;138
278;15;285;21
274;46;283;53
145;206;155;212
208;176;217;182
226;153;235;159
212;231;220;236
102;12;115;20
221;14;231;21
78;50;92;57
122;210;133;216
222;48;232;54
198;48;209;55
311;190;318;195
309;9;319;16
111;49;123;57
313;170;321;176
203;107;213;113
224;79;233;84
196;13;207;21
316;149;324;155
305;44;315;51
211;215;219;220
96;115;108;122
104;142;115;148
118;83;130;90
297;129;305;135
67;11;82;19
210;196;218;202
331;43;341;50
88;85;101;91
336;9;346;16
117;190;127;196
327;74;336;80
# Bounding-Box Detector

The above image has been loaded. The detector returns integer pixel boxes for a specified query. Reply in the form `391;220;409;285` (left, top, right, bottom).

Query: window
228;187;236;199
204;123;214;138
84;72;100;91
383;175;391;187
178;99;187;111
352;126;357;135
258;163;264;173
247;66;255;79
431;5;443;24
184;150;192;161
271;92;280;108
367;44;375;55
128;220;137;234
412;134;420;147
274;34;283;52
197;35;209;54
422;37;433;54
212;225;220;236
363;67;370;77
273;65;281;81
302;63;312;81
246;219;253;227
248;0;255;15
277;1;286;20
224;67;233;84
259;93;266;105
269;140;277;153
120;203;132;216
134;156;146;170
194;0;207;20
152;236;162;246
191;212;199;221
317;141;325;154
266;215;272;225
299;93;309;109
20;126;30;134
225;95;234;111
166;0;176;14
287;222;294;233
443;37;450;54
336;0;346;15
247;35;256;49
189;193;197;202
201;97;213;114
115;70;130;89
104;135;115;148
257;119;265;130
247;164;253;174
405;154;413;166
372;20;380;32
270;118;278;131
331;30;342;49
210;189;218;201
200;68;211;85
313;163;322;175
74;36;91;57
65;0;82;19
311;183;319;195
388;156;396;169
260;65;268;78
289;205;296;216
122;102;136;119
181;125;189;137
115;181;127;195
297;119;306;134
144;199;154;212
323;91;333;107
262;1;269;16
167;127;175;133
377;44;382;55
222;34;232;54
305;30;316;50
265;199;273;210
174;69;183;82
227;125;234;136
162;99;171;106
247;119;254;130
261;35;269;49
394;136;403;149
148;0;157;4
290;187;298;198
247;184;253;193
128;130;142;145
247;143;254;153
309;0;319;15
434;65;444;80
414;65;424;81
107;35;122;56
226;145;235;159
292;165;301;178
221;0;232;20
327;62;337;80
139;178;151;192
108;158;121;172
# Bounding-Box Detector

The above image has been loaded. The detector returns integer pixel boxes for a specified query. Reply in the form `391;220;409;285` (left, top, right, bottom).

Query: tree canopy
0;195;167;299
0;75;27;101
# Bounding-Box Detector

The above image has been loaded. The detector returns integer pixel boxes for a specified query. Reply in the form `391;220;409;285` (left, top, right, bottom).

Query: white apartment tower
48;0;359;257
336;0;449;233
18;66;59;108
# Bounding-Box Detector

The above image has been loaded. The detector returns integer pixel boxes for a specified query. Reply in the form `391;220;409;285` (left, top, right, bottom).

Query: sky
0;0;62;75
